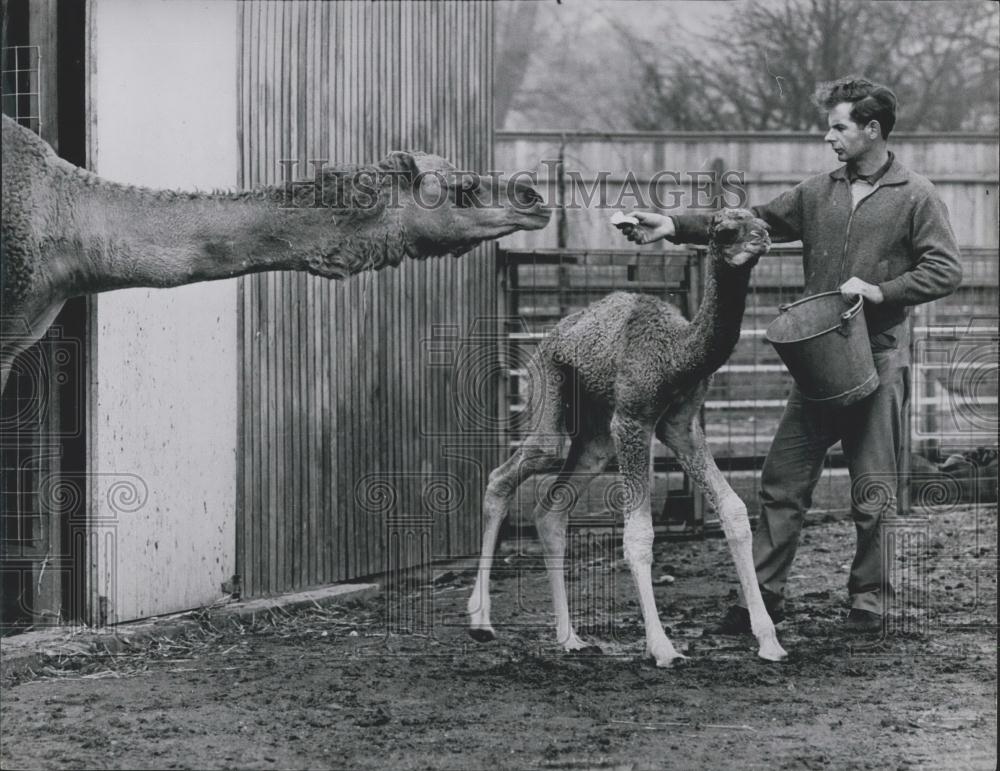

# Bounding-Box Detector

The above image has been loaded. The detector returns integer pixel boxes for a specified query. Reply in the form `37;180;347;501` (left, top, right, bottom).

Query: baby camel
467;208;787;667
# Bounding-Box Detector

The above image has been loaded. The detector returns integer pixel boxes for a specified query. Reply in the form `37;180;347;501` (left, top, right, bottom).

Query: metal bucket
765;291;879;408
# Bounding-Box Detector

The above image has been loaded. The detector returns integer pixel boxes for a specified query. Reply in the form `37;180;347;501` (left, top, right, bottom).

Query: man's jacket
670;158;963;335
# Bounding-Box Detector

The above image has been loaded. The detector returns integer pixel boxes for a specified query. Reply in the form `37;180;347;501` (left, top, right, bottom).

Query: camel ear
381;151;419;182
381;150;441;186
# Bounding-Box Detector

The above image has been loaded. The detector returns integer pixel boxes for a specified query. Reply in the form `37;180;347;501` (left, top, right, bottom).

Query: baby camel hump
542;291;689;398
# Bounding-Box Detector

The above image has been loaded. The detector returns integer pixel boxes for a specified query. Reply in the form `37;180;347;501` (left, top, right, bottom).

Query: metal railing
498;244;998;534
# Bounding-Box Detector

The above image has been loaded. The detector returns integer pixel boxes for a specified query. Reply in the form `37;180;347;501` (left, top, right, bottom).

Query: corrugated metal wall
236;1;498;596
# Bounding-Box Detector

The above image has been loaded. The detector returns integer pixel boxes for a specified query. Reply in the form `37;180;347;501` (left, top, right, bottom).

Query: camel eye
448;173;485;208
419;171;443;199
446;172;480;194
514;186;542;207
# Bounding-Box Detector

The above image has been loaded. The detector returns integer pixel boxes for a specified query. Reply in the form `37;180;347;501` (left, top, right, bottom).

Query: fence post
899;315;915;516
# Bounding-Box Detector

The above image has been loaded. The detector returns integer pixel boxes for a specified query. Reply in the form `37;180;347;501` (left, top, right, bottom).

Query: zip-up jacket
670;158;963;335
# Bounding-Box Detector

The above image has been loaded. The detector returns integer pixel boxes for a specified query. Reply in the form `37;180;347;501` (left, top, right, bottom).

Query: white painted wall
90;0;239;622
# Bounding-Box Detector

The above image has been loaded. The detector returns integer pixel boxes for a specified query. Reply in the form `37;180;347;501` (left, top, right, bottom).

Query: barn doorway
1;0;88;631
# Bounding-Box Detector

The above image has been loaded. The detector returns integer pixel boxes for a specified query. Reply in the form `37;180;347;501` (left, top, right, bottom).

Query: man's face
824;102;877;163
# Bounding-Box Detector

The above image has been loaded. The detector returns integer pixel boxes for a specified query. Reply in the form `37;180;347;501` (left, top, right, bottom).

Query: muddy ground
1;504;996;770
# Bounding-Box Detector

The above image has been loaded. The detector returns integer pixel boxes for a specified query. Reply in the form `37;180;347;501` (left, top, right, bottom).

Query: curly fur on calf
467;208;788;666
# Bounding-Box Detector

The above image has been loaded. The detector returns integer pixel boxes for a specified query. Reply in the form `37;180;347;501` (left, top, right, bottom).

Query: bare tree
507;0;999;133
494;2;542;129
494;0;640;132
619;0;999;132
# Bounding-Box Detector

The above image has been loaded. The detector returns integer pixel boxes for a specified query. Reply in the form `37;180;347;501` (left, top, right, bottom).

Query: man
619;77;962;633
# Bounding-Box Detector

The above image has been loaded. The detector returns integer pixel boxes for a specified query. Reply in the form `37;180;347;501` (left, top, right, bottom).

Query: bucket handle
778;293;863;336
838;295;865;336
837;310;853;337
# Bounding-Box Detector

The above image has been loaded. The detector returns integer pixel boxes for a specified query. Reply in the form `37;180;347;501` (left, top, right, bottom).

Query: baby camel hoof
647;643;688;669
560;632;605;654
468;627;497;643
756;635;788;662
655;652;689;669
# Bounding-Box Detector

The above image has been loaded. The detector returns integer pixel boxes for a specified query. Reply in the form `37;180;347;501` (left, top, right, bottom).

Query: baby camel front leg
657;398;787;662
612;412;686;668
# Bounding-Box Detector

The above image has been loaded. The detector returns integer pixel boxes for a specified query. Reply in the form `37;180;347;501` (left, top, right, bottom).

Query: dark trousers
748;321;910;615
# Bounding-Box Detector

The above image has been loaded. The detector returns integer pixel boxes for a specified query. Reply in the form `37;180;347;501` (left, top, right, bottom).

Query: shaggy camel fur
1;114;550;390
468;208;787;667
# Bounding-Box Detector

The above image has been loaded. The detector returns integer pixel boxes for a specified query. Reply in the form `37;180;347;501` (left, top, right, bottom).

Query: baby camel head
708;208;771;269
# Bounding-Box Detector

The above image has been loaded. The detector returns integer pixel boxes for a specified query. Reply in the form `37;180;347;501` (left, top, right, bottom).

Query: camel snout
713;222;741;246
516;201;553;230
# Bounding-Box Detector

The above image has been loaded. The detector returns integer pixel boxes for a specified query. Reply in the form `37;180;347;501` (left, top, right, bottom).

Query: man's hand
614;211;675;244
839;276;884;304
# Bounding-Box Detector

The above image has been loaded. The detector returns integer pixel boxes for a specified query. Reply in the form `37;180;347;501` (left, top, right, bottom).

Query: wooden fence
236;1;499;598
495;130;998;528
496;130;999;250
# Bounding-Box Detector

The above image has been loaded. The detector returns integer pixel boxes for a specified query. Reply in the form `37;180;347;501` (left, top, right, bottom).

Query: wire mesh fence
1;45;41;134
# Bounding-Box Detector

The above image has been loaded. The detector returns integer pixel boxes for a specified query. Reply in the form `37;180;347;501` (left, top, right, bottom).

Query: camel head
708;208;770;270
288;151;550;275
387;151;551;258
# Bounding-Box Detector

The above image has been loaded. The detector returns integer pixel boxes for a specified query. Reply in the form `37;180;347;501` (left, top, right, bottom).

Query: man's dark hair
814;77;897;139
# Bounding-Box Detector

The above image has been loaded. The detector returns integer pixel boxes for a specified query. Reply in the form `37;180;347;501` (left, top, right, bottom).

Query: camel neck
681;254;752;378
68;182;401;293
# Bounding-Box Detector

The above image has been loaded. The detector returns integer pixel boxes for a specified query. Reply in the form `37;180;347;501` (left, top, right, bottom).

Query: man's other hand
616;211;675;244
839;276;885;304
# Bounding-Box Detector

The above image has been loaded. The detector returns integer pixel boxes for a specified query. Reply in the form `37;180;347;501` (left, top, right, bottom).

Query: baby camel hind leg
612;412;687;668
467;443;559;641
534;433;613;652
657;398;787;662
468;355;565;642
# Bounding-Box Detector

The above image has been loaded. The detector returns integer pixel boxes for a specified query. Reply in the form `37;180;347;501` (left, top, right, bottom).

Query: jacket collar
829;154;910;187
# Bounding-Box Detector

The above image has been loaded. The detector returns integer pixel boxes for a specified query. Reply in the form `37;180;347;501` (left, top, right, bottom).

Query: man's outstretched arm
618;185;805;246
